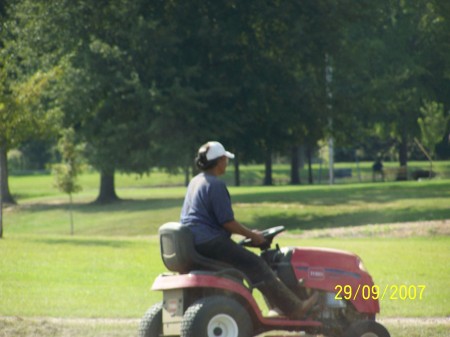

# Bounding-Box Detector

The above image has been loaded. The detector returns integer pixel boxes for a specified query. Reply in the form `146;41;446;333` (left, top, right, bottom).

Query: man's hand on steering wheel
249;230;266;246
239;226;286;250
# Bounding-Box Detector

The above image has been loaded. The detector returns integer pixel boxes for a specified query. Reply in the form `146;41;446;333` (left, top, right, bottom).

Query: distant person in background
372;158;384;182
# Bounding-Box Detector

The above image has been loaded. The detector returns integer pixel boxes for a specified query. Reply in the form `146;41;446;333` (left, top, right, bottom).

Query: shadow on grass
19;198;183;214
34;237;133;248
233;181;450;206
11;181;450;234
15;181;450;215
250;208;450;231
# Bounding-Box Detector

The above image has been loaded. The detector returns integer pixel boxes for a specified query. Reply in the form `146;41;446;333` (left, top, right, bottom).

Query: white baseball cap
204;141;235;161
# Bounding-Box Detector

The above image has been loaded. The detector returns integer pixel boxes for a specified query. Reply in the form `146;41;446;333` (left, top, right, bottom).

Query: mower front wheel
181;296;253;337
343;320;390;337
138;302;163;337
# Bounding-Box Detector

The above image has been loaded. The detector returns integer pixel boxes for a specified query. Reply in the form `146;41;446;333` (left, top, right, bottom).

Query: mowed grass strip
1;234;448;318
0;235;160;318
4;177;450;236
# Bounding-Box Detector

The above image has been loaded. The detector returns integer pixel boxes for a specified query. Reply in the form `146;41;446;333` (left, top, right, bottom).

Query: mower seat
159;222;233;274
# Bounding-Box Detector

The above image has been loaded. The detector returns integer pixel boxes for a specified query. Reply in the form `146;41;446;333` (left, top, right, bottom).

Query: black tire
343;320;391;337
139;302;163;337
181;296;253;337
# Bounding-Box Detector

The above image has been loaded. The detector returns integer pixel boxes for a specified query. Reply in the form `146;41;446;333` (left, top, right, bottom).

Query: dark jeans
196;236;272;283
196;236;301;314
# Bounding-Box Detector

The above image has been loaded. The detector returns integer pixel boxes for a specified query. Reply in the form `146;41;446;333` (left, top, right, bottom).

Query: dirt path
2;315;449;325
1;316;449;337
378;316;450;325
288;219;450;239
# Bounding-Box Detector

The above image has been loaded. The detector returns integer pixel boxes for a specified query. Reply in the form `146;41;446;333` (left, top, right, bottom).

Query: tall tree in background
149;1;301;185
56;1;161;203
366;0;435;169
0;1;8;238
148;0;238;181
10;0;169;202
423;1;450;158
1;1;62;204
417;101;449;158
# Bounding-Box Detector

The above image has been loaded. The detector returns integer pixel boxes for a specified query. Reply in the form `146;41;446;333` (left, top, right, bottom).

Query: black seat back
159;222;231;274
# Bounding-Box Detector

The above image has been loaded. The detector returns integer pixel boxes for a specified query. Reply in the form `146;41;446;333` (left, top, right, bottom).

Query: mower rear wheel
138;302;163;337
181;296;253;337
343;320;390;337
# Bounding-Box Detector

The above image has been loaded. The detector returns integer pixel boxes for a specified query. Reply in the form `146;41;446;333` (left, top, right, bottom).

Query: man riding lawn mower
139;142;390;337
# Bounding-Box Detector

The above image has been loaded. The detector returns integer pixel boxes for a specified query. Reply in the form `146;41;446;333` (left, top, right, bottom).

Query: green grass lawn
1;234;449;319
4;174;449;236
0;235;159;318
1;168;449;327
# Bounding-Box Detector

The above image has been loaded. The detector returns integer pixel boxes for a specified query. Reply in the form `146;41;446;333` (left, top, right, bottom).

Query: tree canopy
1;0;449;202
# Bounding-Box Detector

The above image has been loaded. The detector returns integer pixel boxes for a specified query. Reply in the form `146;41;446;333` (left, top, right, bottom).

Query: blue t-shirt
180;173;234;244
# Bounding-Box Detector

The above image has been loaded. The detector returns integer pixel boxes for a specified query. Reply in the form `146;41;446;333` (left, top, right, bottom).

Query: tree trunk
328;137;335;185
69;193;74;236
263;148;273;186
95;170;119;203
0;146;16;204
0;152;2;239
290;146;301;185
184;165;190;187
397;128;408;181
307;145;314;184
234;155;240;187
0;194;2;239
399;134;408;167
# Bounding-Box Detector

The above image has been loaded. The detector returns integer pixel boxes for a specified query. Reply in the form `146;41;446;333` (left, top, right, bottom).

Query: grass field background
1;235;449;319
4;164;450;237
1;162;449;336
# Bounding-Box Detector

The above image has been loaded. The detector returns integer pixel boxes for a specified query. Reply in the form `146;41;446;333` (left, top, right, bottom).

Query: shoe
267;307;284;317
290;292;319;320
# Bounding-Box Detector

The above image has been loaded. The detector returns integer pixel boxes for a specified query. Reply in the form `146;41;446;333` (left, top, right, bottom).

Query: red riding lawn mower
139;222;391;337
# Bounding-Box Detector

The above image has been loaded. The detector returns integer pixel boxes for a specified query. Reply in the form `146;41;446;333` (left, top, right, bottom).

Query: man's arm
223;220;266;245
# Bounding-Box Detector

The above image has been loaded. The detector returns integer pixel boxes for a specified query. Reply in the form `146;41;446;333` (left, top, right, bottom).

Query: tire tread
139;302;163;337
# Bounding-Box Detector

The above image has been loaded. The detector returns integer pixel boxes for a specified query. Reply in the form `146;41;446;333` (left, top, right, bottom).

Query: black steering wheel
239;225;285;250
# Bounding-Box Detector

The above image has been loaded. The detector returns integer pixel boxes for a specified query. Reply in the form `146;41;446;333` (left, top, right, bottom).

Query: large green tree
1;0;62;205
56;1;163;202
357;0;437;169
148;1;301;186
423;1;450;158
9;0;172;202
